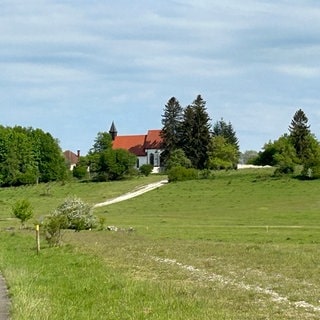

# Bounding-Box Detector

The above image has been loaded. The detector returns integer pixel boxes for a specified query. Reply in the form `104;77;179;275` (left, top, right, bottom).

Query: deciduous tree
207;136;239;170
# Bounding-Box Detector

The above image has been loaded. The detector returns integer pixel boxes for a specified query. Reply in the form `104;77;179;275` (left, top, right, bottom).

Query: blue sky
2;0;320;154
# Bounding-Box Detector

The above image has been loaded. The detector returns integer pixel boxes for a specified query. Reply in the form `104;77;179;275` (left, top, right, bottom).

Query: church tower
109;121;118;140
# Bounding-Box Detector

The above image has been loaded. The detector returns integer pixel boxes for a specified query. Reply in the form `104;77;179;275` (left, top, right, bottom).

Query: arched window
149;153;154;166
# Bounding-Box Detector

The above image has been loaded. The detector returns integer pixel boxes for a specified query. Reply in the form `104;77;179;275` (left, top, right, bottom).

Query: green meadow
0;169;320;319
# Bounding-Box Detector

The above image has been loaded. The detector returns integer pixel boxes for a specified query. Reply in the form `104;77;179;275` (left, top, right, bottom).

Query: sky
2;0;320;154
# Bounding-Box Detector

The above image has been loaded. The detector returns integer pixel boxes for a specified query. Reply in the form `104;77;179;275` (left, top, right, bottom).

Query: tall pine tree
181;95;211;169
288;108;311;162
212;118;239;150
160;97;183;166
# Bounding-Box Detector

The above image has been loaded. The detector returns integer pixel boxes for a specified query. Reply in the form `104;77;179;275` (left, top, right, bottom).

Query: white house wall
146;149;162;167
136;149;162;170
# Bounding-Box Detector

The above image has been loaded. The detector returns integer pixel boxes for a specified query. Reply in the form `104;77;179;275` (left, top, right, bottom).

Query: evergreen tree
181;95;211;169
160;97;183;166
212;118;239;150
288;109;311;161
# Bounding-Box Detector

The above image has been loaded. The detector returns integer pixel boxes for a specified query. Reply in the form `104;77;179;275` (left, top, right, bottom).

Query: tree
272;135;298;174
90;132;113;154
88;132;137;181
289;109;311;162
12;199;33;228
0;126;66;186
300;134;320;179
207;136;239;170
160;97;184;166
254;135;298;174
72;156;89;180
240;150;259;164
165;148;192;170
181;95;211;169
0;127;38;186
212;118;239;150
28;128;67;183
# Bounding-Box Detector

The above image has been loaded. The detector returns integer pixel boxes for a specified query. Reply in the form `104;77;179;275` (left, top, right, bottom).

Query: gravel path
93;179;168;208
0;273;10;320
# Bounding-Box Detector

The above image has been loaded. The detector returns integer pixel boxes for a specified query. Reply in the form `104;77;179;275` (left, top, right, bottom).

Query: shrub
73;165;89;180
199;169;214;179
44;197;97;246
274;164;295;176
139;164;153;176
167;166;199;182
55;196;97;231
44;213;68;247
11;199;33;228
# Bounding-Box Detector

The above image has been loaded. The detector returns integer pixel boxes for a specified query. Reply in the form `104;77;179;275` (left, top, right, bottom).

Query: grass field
0;169;320;319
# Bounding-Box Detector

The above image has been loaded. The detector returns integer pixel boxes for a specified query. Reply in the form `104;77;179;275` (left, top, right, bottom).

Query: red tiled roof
112;130;163;156
145;130;162;149
63;150;79;164
112;135;147;156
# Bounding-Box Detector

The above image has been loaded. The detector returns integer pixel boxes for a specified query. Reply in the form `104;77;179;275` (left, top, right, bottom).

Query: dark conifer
181;95;211;169
160;97;183;166
288;108;311;161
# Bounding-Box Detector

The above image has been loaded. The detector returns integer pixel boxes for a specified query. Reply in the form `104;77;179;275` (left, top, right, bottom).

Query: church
109;122;163;172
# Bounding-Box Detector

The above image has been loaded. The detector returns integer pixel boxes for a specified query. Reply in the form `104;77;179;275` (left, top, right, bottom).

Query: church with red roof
109;122;163;172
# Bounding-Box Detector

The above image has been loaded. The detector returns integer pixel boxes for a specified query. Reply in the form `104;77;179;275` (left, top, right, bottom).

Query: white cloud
1;0;320;153
275;65;320;78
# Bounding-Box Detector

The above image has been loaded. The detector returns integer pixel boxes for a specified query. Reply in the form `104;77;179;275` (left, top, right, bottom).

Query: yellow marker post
36;224;40;254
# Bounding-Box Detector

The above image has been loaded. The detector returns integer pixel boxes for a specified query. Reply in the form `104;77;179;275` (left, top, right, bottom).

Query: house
109;122;163;172
63;150;80;170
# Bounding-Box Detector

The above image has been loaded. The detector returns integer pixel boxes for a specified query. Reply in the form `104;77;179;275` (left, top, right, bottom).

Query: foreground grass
0;232;227;320
1;169;320;319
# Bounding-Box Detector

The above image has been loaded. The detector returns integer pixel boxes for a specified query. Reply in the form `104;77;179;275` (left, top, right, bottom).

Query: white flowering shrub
55;196;97;231
44;196;97;246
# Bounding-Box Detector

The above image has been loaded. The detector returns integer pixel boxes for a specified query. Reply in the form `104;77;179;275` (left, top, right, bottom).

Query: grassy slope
0;170;320;319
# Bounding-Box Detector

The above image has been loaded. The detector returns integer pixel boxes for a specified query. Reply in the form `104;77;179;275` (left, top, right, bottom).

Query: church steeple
109;121;117;140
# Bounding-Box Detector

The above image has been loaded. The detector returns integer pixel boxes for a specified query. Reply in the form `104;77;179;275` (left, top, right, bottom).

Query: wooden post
36;224;40;254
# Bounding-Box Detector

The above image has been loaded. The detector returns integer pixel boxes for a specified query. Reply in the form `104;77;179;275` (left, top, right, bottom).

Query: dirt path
0;273;10;320
93;179;168;208
152;255;320;315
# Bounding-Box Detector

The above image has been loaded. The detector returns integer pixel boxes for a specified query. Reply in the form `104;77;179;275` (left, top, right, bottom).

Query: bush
274;164;295;176
44;197;97;246
199;169;214;179
44;213;69;247
11;199;33;228
56;196;97;231
167;166;199;182
73;165;89;180
139;164;153;176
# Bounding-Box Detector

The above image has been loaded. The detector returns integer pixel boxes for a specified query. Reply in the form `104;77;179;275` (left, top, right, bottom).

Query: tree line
250;109;320;179
3;98;317;187
0;95;240;186
0;126;67;187
160;95;239;171
73;94;240;182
